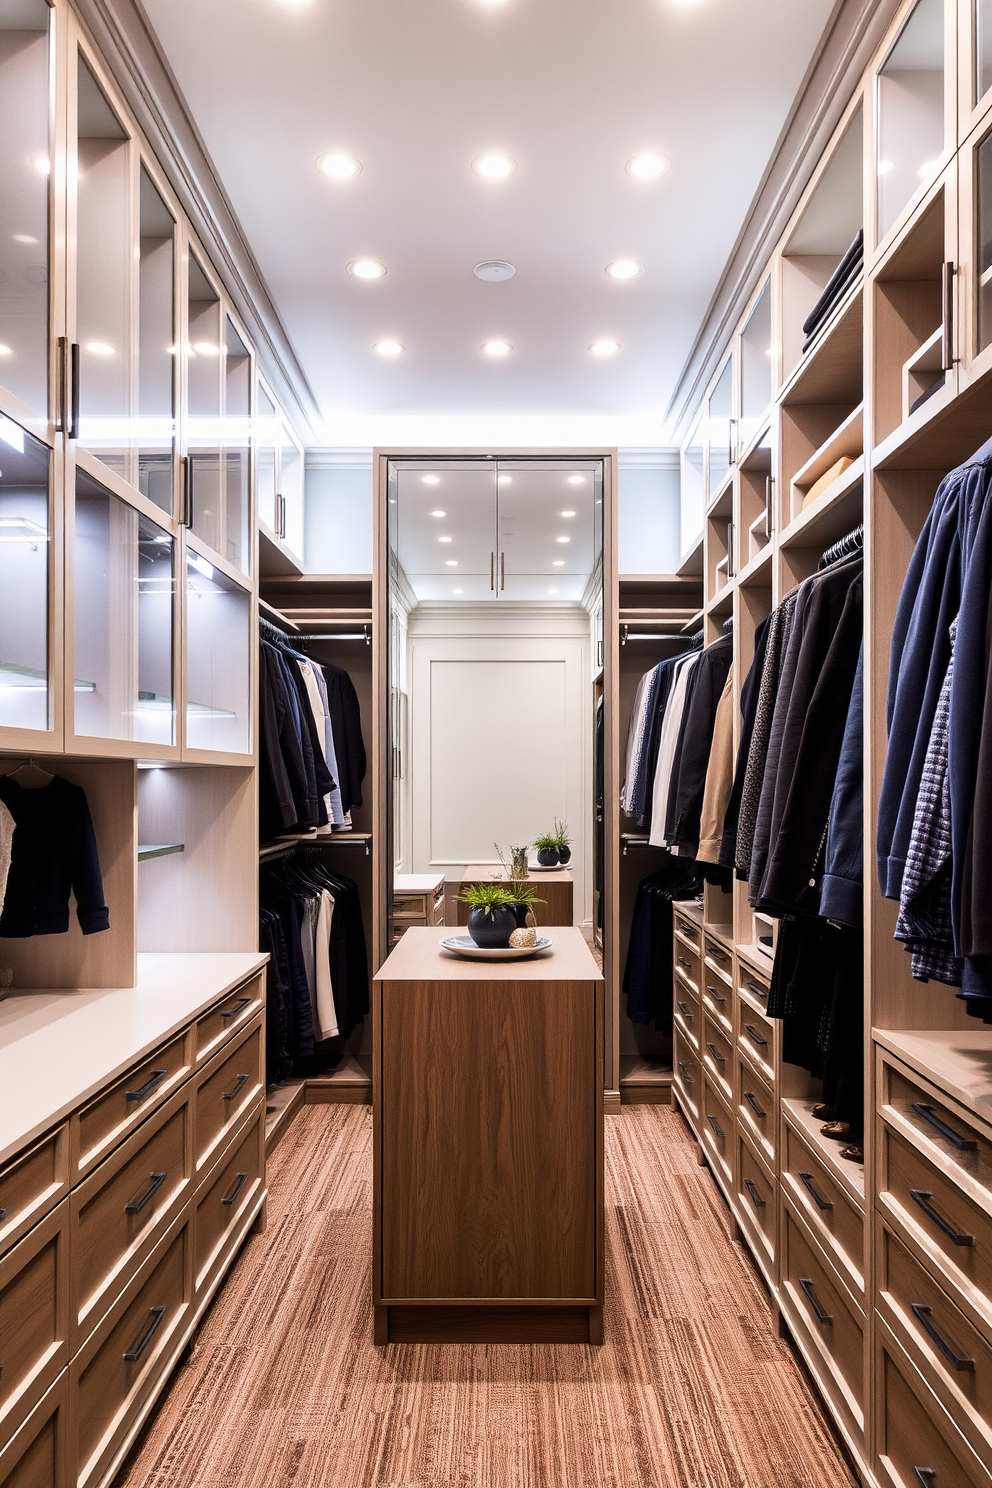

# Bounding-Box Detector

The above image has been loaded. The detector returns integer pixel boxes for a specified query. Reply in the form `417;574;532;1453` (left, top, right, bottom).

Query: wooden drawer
783;1205;864;1423
74;1033;190;1182
877;1328;992;1488
879;1123;992;1314
783;1120;864;1297
737;1053;775;1168
0;1371;69;1488
881;1055;992;1199
736;1131;775;1265
738;963;770;1011
879;1221;992;1460
0;1205;69;1448
673;983;700;1053
700;968;731;1035
703;936;733;986
194;1108;264;1297
701;1076;732;1189
194;1018;264;1176
738;1002;774;1084
702;1014;733;1104
674;1030;700;1127
0;1130;68;1261
673;943;700;993
73;1215;192;1488
194;974;264;1065
71;1089;192;1350
672;907;700;949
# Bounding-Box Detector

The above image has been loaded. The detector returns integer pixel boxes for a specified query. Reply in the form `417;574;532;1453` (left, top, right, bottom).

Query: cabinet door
706;355;734;498
739;280;772;451
255;378;278;535
0;419;59;747
183;543;251;757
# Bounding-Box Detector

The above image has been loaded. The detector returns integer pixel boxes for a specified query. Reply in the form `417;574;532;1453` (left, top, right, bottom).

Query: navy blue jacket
820;646;863;927
0;775;109;937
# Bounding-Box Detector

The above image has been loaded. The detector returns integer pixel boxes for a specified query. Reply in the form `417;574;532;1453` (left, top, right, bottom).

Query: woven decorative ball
509;927;537;948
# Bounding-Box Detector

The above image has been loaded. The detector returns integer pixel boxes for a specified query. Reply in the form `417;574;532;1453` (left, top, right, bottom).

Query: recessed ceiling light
317;153;361;179
349;259;386;279
556;536;570;544
0;345;12;356
548;588;558;594
191;341;219;356
474;260;516;281
86;341;115;356
430;509;446;517
626;153;671;180
552;560;565;567
373;340;404;355
445;559;458;566
497;474;512;484
606;259;643;280
567;474;585;484
439;535;452;543
453;587;464;593
473;155;515;179
590;340;621;356
482;340;512;356
422;475;440;484
560;509;576;518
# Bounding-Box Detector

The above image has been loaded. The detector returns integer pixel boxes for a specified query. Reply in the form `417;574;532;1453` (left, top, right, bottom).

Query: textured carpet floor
118;1105;857;1488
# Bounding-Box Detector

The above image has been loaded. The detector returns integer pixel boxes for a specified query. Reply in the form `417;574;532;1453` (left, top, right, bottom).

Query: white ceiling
142;0;837;448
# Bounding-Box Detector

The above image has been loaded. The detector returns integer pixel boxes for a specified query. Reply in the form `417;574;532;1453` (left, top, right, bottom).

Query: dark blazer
665;633;733;856
820;646;864;928
0;775;109;937
321;663;366;814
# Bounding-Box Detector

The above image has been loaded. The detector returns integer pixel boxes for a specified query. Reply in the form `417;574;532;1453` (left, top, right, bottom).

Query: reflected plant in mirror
533;818;571;866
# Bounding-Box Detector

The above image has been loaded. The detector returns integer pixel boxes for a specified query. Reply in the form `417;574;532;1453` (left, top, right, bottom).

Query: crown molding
665;0;902;444
73;0;323;442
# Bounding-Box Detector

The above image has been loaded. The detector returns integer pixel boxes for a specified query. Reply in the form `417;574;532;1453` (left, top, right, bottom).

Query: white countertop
393;874;445;892
0;952;268;1167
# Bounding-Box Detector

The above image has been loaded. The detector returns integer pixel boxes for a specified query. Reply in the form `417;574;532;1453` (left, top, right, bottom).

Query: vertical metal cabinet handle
744;1023;768;1047
278;492;287;540
763;476;772;539
909;1189;975;1246
57;336;67;431
221;1172;248;1206
726;519;734;579
125;1069;167;1103
910;1303;975;1372
500;551;505;591
181;456;192;526
123;1305;166;1362
914;1471;936;1487
798;1171;833;1211
221;996;252;1022
743;1091;766;1118
705;1042;725;1064
911;1101;976;1151
941;260;954;372
743;1178;765;1208
222;1072;249;1102
798;1277;832;1326
125;1171;167;1215
68;342;80;438
707;1114;724;1138
490;552;494;591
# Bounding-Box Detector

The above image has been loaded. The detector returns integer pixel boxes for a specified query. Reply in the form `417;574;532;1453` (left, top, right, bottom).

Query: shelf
778;457;864;552
706;474;734;519
871;364;985;472
258;521;306;579
736;940;774;974
791;402;863;498
736;544;774;589
873;1028;992;1129
782;1097;865;1210
137;843;184;862
705;587;734;618
780;279;864;407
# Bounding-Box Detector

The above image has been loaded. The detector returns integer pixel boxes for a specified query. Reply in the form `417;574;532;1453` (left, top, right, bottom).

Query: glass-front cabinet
184;547;251;756
0;418;52;735
875;0;949;246
739;280;772;450
706;357;734;499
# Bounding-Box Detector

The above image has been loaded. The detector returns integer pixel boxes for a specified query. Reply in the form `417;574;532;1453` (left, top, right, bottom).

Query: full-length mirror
385;455;605;951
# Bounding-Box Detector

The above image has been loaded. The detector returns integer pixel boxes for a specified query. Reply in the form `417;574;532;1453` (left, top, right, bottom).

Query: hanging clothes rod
259;834;372;861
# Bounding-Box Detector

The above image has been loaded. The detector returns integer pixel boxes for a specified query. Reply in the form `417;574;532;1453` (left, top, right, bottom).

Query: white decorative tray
440;935;553;961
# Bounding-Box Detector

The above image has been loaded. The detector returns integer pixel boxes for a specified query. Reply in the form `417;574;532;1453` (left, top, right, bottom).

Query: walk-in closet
2;0;992;1483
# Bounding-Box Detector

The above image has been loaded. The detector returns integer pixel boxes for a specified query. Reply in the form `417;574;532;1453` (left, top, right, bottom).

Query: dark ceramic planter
508;901;533;928
467;905;516;948
556;845;571;864
536;847;560;866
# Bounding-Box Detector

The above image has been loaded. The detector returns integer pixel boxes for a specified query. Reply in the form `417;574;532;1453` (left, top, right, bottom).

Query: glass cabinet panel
186;253;222;550
75;56;131;478
137;168;175;514
706;358;733;497
279;421;303;558
876;0;945;242
74;470;175;745
979;0;992;104
0;416;49;730
681;418;704;557
222;317;250;573
740;280;772;448
0;0;51;420
185;552;250;752
256;381;277;533
976;131;992;350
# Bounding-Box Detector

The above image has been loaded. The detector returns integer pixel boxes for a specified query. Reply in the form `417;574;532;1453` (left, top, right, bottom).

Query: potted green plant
455;883;518;948
503;883;545;928
551;817;571;865
533;818;571;867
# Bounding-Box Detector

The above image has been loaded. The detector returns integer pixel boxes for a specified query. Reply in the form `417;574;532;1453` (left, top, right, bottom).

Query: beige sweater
696;665;735;864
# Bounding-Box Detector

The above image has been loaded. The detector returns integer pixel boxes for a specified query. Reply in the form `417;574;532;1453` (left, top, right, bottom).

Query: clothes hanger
818;524;863;571
1;757;55;788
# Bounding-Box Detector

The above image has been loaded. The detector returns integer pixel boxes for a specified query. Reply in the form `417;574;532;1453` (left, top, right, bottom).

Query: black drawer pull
677;1000;691;1016
125;1068;167;1103
798;1171;833;1211
910;1303;975;1372
125;1171;167;1215
222;1072;249;1102
706;984;726;1003
706;1042;726;1064
676;1061;692;1086
707;1114;724;1138
123;1305;166;1362
746;978;767;999
221;996;253;1023
911;1102;976;1151
743;1177;765;1208
799;1277;832;1326
221;1171;248;1206
914;1471;936;1487
744;1023;768;1047
677;956;693;971
910;1189;975;1247
708;945;728;962
743;1091;766;1118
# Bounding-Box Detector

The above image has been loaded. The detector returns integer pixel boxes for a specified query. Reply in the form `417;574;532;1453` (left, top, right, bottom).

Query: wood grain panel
379;976;598;1301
